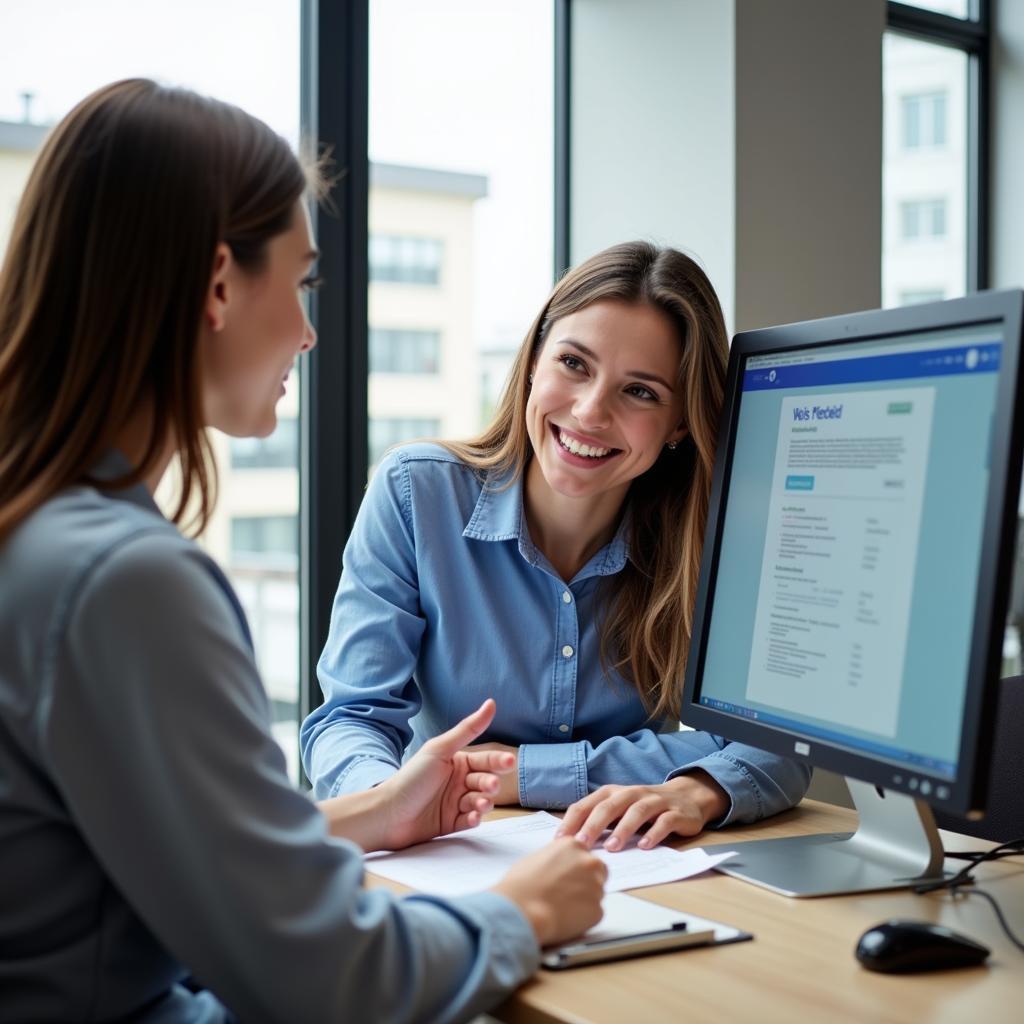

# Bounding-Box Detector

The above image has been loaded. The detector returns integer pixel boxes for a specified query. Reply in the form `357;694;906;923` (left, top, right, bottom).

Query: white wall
571;0;736;326
570;0;885;335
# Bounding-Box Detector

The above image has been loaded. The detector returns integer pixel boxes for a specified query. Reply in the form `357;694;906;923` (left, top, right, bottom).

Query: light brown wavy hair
0;78;316;544
442;241;728;722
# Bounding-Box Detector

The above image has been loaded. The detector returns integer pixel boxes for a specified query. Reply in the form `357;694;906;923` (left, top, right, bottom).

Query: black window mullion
554;0;571;280
299;0;370;785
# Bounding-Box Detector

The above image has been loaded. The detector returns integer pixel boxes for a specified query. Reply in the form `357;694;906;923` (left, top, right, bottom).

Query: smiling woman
302;240;812;849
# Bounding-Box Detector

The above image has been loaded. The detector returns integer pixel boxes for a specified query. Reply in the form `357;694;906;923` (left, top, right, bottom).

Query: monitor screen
683;291;1024;824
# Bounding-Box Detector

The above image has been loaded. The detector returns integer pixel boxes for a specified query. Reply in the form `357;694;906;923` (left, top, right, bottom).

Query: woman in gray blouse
0;79;606;1024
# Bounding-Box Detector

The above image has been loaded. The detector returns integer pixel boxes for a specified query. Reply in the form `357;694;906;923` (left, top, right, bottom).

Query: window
899;288;945;305
0;0;306;780
900;198;947;239
370;328;441;374
231;515;298;566
367;0;553;473
369;418;440;468
231;417;298;470
882;27;971;308
369;234;443;285
902;91;947;148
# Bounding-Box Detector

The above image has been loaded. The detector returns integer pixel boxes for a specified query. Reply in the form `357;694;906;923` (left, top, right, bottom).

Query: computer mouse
855;919;990;973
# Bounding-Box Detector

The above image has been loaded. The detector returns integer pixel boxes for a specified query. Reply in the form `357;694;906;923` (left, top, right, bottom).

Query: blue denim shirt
302;444;810;821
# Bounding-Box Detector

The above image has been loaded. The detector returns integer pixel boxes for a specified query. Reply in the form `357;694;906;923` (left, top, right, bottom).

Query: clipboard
541;892;753;970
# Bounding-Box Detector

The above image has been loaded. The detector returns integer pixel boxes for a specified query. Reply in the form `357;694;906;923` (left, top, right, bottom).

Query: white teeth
558;430;611;458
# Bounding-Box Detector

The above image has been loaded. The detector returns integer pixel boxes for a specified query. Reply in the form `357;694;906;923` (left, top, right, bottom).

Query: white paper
364;811;736;896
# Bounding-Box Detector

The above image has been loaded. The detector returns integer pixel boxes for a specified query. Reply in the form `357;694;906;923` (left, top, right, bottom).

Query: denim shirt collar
462;464;631;581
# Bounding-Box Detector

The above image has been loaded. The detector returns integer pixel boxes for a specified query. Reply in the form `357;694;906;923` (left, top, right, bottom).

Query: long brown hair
0;78;311;543
443;241;728;721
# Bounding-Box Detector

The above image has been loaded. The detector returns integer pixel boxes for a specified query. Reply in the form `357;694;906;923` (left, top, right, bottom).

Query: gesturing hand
375;699;515;850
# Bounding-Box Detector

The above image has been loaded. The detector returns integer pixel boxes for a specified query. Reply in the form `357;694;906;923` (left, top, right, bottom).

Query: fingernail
638;837;651;849
604;836;621;852
554;828;566;838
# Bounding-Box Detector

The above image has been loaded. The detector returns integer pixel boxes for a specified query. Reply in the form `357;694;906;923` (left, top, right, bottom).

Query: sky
0;0;554;352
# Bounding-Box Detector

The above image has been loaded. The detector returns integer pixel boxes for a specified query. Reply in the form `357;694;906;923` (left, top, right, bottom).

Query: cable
913;837;1024;952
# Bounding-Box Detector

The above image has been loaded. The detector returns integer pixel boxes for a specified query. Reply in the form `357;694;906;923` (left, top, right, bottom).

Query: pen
542;922;717;969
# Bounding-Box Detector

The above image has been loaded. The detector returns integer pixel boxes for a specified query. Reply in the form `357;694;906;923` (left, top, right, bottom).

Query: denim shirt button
561;645;574;658
558;724;570;733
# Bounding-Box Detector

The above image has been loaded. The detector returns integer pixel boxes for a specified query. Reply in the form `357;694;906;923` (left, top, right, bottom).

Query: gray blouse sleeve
37;533;538;1024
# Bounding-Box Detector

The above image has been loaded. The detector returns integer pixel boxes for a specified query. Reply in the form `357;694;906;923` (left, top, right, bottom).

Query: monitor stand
714;779;953;897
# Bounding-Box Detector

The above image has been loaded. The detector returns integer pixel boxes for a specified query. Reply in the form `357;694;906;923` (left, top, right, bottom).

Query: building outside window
231;515;298;566
369;417;440;469
368;1;553;476
882;17;969;310
902;91;947;148
900;198;947;239
230;417;298;470
370;328;441;374
369;234;443;285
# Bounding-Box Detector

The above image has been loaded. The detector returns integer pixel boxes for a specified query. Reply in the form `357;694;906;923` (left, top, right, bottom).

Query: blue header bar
743;343;1001;393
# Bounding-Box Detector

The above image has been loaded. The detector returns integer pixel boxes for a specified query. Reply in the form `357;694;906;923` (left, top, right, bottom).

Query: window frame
299;0;370;783
887;1;990;291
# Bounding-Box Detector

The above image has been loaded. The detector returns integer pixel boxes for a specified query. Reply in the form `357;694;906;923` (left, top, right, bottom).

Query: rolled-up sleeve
41;534;538;1024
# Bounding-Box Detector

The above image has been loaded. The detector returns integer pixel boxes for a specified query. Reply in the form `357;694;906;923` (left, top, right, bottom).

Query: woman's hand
469;740;521;805
373;699;516;850
492;837;607;947
556;771;730;851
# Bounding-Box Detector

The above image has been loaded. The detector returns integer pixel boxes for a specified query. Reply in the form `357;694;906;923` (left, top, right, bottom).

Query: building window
370;328;442;374
900;198;947;239
231;515;297;567
230;418;298;469
369;234;443;285
902;91;947;149
369;417;441;468
899;288;945;305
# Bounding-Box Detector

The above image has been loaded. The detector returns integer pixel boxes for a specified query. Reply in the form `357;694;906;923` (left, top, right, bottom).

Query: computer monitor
682;289;1024;897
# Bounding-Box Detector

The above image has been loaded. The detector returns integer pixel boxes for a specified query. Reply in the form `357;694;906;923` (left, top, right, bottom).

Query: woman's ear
668;421;690;447
203;243;234;332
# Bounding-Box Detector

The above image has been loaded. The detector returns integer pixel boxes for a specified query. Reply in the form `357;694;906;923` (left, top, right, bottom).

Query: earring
528;373;534;385
666;440;678;450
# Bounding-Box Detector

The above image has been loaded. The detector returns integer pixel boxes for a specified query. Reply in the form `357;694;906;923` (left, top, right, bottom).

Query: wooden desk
368;800;1024;1023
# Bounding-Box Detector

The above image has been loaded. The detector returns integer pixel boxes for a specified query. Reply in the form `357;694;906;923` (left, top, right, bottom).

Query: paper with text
746;387;935;737
363;811;736;895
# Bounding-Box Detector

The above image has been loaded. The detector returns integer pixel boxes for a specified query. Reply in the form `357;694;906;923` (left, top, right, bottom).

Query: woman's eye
626;384;658;401
559;354;585;371
300;274;324;292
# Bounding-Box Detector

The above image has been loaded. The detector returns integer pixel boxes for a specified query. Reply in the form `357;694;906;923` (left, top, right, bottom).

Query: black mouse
856;919;990;973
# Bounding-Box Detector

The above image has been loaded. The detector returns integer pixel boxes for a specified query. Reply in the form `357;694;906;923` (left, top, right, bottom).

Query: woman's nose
300;316;317;353
573;386;611;430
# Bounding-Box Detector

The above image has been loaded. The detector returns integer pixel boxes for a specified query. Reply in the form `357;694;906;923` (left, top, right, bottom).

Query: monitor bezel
681;289;1024;818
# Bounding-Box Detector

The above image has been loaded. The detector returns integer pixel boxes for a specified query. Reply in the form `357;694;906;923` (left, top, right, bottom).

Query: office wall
570;0;736;325
569;0;885;335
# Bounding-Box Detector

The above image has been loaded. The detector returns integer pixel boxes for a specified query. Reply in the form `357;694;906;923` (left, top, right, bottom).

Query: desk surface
367;800;1024;1024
